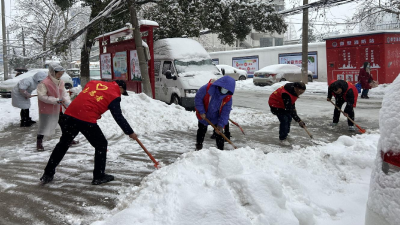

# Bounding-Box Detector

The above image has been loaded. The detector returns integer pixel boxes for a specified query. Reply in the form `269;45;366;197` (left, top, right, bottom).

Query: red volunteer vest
329;80;358;107
195;80;232;120
268;85;298;109
65;81;121;123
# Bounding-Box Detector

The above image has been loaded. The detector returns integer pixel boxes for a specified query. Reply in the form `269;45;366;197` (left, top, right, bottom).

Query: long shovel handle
229;119;245;135
134;136;160;169
303;126;313;139
329;100;366;133
204;117;238;149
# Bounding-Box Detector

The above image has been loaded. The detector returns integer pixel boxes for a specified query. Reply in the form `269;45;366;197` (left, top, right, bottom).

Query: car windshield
174;59;220;74
90;70;101;77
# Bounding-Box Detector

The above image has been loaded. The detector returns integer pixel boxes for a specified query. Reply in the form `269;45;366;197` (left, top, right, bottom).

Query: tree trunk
301;0;309;84
80;29;93;88
127;0;152;97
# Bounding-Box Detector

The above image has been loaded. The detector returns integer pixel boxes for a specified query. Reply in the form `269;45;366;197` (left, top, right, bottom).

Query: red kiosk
95;20;159;98
325;31;400;84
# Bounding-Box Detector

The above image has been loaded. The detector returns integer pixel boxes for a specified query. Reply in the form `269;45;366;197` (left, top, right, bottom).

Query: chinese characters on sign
232;56;259;77
130;50;141;81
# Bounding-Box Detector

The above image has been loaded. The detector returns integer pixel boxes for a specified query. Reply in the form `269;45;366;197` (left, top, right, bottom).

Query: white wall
209;42;327;81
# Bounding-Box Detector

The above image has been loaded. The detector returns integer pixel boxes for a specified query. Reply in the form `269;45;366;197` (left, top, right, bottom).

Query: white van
153;38;221;109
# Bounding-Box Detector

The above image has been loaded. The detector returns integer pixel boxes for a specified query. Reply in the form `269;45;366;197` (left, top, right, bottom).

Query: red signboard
326;32;400;85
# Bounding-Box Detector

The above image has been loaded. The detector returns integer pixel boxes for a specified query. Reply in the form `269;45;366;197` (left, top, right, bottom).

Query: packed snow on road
0;81;391;225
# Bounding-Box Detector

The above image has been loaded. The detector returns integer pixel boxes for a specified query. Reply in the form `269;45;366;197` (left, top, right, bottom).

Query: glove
327;98;331;102
200;113;206;120
298;121;306;128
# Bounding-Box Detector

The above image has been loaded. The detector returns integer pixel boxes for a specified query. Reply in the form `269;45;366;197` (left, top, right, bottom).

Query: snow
0;78;394;225
365;74;400;225
154;38;211;61
91;132;379;225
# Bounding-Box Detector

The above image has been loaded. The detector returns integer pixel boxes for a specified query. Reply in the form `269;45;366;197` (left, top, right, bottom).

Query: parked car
66;68;80;78
0;69;73;98
216;64;247;81
364;75;400;225
253;64;313;86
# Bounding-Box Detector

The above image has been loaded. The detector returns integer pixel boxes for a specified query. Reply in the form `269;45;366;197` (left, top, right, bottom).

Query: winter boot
27;117;36;125
195;143;203;151
37;139;44;151
330;123;338;127
91;174;114;185
20;120;32;127
348;126;356;131
40;174;54;184
279;139;291;146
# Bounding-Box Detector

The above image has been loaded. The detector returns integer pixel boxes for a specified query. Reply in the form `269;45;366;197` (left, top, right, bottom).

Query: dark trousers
196;122;224;150
361;89;369;97
43;115;108;179
276;113;292;140
333;98;354;126
20;109;29;121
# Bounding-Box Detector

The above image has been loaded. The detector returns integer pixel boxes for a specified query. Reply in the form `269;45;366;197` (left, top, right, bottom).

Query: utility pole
1;0;9;80
301;0;309;84
127;0;152;98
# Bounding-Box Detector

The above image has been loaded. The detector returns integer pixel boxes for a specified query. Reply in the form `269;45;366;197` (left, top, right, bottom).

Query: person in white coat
11;71;47;127
37;63;76;151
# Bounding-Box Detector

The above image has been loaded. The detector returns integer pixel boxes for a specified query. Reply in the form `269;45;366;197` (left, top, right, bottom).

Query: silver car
253;64;313;86
0;69;73;98
216;64;247;81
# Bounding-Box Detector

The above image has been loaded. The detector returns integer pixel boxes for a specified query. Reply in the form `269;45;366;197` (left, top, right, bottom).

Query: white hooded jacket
11;71;47;109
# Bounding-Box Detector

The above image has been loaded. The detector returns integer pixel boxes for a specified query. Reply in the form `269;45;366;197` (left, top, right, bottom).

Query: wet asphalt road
0;90;381;225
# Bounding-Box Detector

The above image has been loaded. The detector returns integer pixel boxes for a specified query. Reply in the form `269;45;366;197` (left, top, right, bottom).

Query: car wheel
308;75;313;82
171;95;180;105
239;76;246;81
279;78;286;82
65;83;72;89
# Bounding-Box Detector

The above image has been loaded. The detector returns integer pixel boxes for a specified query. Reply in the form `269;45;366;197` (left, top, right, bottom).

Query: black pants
333;98;354;126
20;109;29;121
196;122;224;150
276;113;292;140
43;115;108;179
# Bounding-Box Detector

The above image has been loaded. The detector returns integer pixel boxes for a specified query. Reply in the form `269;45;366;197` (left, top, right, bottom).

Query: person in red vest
327;79;358;131
195;76;235;150
268;82;306;146
40;80;137;185
36;63;78;151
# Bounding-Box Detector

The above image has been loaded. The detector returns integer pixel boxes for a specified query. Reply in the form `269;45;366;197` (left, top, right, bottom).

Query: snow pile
92;133;379;225
366;74;400;224
99;93;197;138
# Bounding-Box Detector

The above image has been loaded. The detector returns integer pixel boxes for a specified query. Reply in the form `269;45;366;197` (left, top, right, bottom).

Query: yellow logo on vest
96;83;108;91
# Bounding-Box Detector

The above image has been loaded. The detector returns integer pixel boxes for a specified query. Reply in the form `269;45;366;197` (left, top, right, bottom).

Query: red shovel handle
229;119;245;135
329;100;366;133
134;136;160;169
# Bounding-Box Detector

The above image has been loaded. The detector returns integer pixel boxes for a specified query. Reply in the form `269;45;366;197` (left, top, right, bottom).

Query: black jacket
327;80;355;111
270;83;301;122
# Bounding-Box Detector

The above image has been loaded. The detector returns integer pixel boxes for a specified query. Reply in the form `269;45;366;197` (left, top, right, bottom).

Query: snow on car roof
257;64;301;73
154;38;210;61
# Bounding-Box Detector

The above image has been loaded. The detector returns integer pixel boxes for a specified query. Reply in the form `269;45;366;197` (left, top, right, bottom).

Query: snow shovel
329;100;366;133
302;126;313;139
133;136;160;169
204;117;238;149
229;119;245;135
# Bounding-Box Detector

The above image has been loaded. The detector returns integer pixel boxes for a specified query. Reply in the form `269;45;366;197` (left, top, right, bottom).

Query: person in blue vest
195;76;235;150
327;79;358;131
268;82;306;146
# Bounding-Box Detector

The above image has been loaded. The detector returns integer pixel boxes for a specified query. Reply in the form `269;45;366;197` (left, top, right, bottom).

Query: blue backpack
355;82;362;93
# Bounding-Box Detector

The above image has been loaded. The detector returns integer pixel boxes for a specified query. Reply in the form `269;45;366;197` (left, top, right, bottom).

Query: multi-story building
192;0;285;52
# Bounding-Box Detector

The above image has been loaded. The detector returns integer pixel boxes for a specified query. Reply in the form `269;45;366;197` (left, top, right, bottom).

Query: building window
260;37;273;47
275;38;283;46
